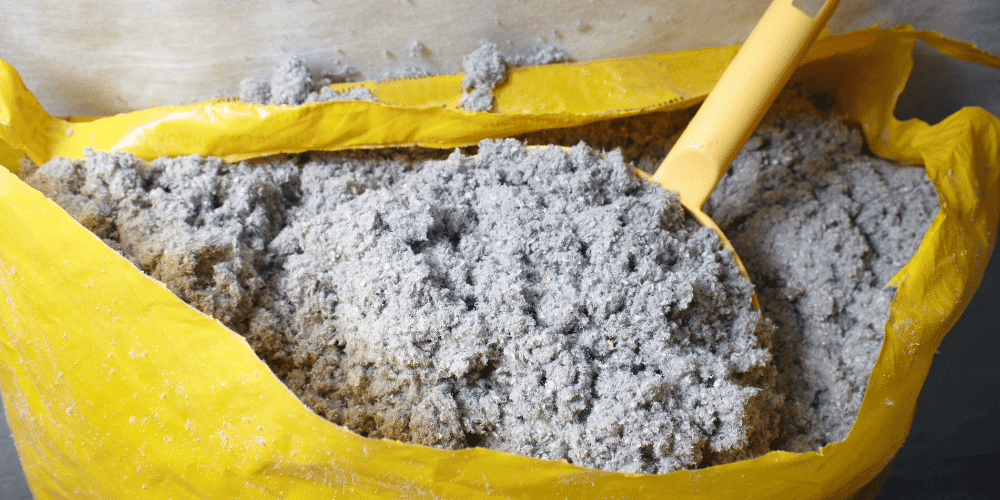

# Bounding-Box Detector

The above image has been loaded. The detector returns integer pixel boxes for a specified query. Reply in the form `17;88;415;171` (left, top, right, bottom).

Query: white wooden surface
0;0;995;116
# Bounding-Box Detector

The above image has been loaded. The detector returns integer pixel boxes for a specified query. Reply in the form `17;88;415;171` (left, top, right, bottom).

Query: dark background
2;27;998;500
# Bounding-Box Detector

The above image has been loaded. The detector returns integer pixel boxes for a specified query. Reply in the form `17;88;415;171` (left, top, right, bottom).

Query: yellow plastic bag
1;25;998;499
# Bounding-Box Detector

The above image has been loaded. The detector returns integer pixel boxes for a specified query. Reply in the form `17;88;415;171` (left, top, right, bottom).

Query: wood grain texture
2;0;995;116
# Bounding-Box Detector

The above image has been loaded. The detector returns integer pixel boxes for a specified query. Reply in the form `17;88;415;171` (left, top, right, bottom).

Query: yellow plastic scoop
651;0;839;272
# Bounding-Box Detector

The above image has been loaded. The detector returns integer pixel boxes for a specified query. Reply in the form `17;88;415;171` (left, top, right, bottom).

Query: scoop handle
652;0;839;209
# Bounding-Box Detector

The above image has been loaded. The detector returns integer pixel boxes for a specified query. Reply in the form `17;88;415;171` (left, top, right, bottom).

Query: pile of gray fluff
22;139;773;474
514;99;940;452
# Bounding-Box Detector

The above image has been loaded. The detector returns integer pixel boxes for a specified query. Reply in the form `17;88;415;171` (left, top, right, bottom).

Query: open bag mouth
1;25;999;499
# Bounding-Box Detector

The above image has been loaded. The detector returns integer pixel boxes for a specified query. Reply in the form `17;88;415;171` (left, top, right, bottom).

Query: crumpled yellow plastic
1;25;998;499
